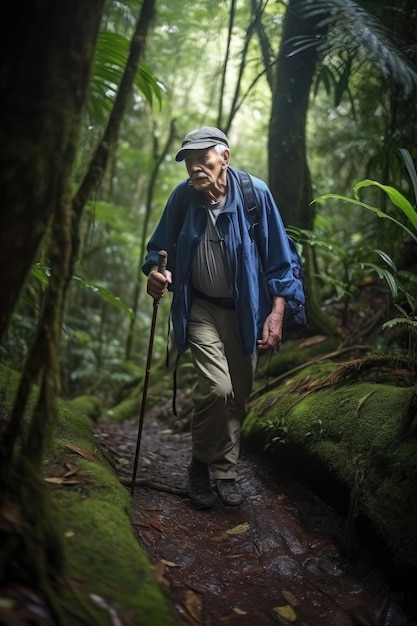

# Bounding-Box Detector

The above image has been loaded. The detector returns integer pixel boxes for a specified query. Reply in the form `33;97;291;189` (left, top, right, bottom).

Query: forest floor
94;399;417;626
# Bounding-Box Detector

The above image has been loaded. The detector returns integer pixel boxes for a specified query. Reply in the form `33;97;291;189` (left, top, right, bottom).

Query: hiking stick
130;250;168;496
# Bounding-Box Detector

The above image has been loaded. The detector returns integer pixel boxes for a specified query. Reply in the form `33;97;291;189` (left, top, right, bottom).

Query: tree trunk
0;1;105;619
267;0;338;336
268;0;328;229
0;1;105;342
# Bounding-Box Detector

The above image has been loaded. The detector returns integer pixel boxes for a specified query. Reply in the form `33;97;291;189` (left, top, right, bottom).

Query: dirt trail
95;410;417;626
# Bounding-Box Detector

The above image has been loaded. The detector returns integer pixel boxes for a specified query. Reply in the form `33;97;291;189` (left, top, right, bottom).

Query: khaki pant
187;297;258;479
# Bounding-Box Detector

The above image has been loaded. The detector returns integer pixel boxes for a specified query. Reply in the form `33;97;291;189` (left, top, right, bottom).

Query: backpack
175;168;307;332
237;169;306;332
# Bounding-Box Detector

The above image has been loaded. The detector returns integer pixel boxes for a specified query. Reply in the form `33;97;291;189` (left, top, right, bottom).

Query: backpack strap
236;169;258;234
173;181;193;240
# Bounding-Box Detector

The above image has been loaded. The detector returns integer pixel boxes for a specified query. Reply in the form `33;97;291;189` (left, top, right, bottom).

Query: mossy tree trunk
0;2;104;343
267;0;327;230
0;1;105;621
1;1;157;620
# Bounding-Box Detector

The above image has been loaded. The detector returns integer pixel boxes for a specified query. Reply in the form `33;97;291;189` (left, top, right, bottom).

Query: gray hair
213;143;228;156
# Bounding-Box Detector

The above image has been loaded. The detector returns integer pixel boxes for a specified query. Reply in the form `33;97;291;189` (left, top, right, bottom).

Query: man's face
184;147;229;193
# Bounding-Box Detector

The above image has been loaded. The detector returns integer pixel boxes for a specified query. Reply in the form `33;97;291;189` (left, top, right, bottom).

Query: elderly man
142;127;298;509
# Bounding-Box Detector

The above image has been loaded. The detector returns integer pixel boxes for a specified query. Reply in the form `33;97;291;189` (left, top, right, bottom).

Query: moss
0;365;38;422
46;406;177;625
255;335;340;382
0;365;177;625
104;394;142;422
54;406;100;447
104;373;173;423
243;363;417;570
54;492;175;625
361;441;417;567
66;395;102;421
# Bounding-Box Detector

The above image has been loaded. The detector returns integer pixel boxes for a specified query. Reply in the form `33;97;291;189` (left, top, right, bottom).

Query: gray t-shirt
191;196;233;297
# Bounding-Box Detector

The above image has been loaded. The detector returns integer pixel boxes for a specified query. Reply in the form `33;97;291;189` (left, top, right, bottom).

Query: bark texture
0;1;105;341
268;0;328;229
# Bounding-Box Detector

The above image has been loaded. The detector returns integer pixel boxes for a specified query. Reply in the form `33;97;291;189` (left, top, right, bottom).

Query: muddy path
94;406;417;626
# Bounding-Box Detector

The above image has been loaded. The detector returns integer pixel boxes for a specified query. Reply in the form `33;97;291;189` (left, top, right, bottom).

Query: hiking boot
216;479;244;507
188;456;216;509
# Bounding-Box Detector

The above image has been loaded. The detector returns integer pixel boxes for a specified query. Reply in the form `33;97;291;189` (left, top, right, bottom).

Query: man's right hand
147;268;172;300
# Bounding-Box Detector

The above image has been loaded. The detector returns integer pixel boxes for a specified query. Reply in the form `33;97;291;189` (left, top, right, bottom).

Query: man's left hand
257;296;284;352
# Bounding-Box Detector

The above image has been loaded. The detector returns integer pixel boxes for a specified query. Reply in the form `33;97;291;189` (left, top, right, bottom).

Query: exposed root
119;476;188;496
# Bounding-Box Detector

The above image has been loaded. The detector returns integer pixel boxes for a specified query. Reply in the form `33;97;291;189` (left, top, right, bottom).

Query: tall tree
0;4;106;617
268;0;328;230
0;3;103;342
0;0;157;618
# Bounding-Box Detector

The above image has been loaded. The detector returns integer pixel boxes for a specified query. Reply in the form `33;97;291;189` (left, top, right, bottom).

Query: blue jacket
142;166;297;355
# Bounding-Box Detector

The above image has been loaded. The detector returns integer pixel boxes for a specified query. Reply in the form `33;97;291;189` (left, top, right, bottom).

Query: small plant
264;417;289;450
312;148;417;356
304;418;325;441
289;226;406;327
382;298;417;375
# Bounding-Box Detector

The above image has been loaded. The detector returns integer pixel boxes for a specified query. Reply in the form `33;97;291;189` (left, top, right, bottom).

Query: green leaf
30;263;50;287
313;193;417;243
372;249;397;272
89;32;164;121
399;148;417;203
72;276;134;319
225;523;250;535
353;179;417;232
382;318;417;330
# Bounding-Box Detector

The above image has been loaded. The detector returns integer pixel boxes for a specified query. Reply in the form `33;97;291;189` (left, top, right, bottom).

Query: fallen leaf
149;516;165;531
282;590;299;606
63;465;80;477
226;523;250;535
273;604;297;622
153;561;165;577
354;390;376;418
239;566;263;579
198;530;227;542
232;608;247;615
184;589;202;623
44;477;82;485
160;559;180;567
65;443;95;461
153;561;171;587
198;531;209;540
207;533;227;543
137;528;157;547
299;335;327;348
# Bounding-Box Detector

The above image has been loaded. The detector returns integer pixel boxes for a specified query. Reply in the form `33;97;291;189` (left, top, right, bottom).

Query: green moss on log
243;364;417;570
0;365;177;625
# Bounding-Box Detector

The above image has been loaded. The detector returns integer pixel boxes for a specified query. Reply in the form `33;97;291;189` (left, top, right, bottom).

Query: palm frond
400;148;417;204
291;0;417;95
88;31;163;123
